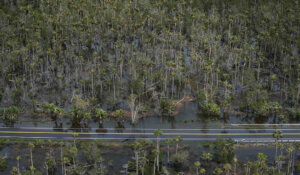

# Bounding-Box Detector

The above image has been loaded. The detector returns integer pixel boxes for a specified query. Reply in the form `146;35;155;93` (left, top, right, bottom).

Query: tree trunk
61;146;64;175
153;157;156;175
167;144;170;163
135;151;139;175
156;137;160;172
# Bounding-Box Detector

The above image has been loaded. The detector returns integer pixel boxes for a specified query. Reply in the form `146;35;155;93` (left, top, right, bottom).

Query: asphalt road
1;127;300;142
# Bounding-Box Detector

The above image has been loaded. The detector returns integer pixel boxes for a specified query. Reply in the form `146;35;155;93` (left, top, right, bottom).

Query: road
1;127;300;142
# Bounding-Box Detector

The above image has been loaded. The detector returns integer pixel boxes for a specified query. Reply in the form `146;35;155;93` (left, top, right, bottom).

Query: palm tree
257;153;268;174
10;167;18;175
154;129;163;172
164;138;172;163
63;157;70;175
286;145;295;174
59;141;64;175
273;130;283;163
200;168;206;175
131;141;142;175
213;168;223;175
152;149;160;175
94;108;107;127
28;142;35;174
233;157;238;175
16;156;20;174
173;136;183;154
201;152;212;165
140;156;148;175
68;147;78;170
96;156;104;175
223;163;232;175
194;161;201;175
72;133;79;147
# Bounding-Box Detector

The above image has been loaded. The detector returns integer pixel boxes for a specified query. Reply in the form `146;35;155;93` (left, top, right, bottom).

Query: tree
164;138;172;163
286;145;295;174
59;142;64;175
223;163;232;175
10;167;18;175
152;149;160;175
16;156;20;175
72;133;79;147
200;168;206;175
273;129;283;169
68;147;78;170
201;152;212;166
214;137;235;163
194;161;201;175
94;108;107;127
233;157;238;175
0;106;20;125
257;153;268;174
28;142;35;174
154;129;163;172
213;168;223;175
127;94;142;123
173;136;183;154
131;141;142;175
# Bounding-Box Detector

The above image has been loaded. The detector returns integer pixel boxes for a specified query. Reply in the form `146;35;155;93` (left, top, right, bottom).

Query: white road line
1;127;300;131
231;124;300;126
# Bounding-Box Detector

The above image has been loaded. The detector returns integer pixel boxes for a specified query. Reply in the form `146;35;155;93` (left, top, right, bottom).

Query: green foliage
159;98;175;115
93;108;107;120
115;109;125;117
197;90;221;117
213;168;223;175
154;129;163;137
171;150;189;164
0;154;6;171
213;137;235;163
285;107;300;119
0;88;3;103
41;103;64;120
0;106;20;123
245;86;273;116
0;0;298;123
12;88;22;105
247;153;269;175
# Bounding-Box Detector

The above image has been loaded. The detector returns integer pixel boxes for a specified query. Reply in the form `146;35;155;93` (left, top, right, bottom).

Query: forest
0;0;299;124
0;0;299;174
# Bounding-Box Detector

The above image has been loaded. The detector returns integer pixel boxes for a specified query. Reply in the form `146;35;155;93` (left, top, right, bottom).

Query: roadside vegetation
0;136;299;175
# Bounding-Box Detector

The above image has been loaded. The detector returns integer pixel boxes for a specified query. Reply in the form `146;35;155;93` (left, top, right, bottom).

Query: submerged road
1;127;300;142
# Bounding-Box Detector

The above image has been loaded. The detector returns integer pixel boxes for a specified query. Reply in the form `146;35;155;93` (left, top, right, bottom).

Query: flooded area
8;102;296;130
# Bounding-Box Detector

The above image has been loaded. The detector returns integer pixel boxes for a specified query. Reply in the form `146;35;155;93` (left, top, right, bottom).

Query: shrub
160;98;175;115
213;137;235;163
0;106;20;123
197;90;221;117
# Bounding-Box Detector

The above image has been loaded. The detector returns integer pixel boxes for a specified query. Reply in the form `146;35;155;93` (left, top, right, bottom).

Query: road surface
1;127;300;142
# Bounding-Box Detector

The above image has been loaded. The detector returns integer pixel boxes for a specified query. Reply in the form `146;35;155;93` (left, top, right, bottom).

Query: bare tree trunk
61;146;64;175
153;157;156;175
135;151;139;175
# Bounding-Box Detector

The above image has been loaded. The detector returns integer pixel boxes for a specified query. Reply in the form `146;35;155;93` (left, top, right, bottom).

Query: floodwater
7;102;295;130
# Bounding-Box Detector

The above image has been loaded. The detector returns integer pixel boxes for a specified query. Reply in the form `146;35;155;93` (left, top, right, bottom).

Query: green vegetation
0;0;298;124
213;137;235;163
0;138;298;174
0;106;20;125
0;0;299;173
